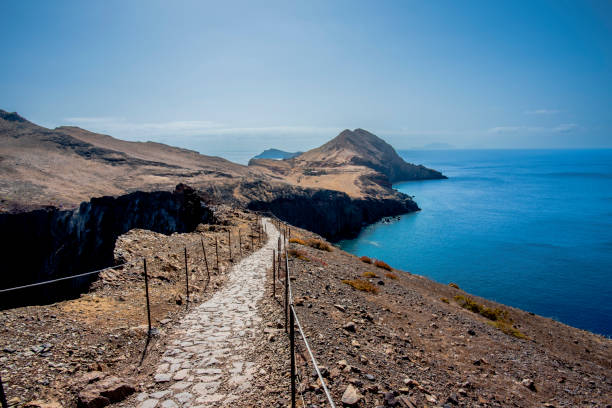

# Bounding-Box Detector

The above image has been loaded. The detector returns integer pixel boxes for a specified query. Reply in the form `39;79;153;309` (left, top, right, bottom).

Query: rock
334;304;346;312
383;391;399;406
78;371;106;385
446;393;459;405
24;400;63;408
78;376;135;407
154;373;172;383
341;384;363;406
403;378;419;388
467;329;476;336
521;378;537;392
343;322;356;332
425;394;438;403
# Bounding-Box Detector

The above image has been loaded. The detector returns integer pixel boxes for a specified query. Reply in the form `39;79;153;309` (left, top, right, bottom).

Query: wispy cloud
524;109;561;115
488;123;578;134
63;117;339;138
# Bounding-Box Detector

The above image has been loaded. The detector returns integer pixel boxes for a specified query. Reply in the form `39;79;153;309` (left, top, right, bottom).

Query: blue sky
1;0;611;161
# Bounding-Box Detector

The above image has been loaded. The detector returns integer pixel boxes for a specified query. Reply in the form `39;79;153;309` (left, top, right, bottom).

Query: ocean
338;149;612;337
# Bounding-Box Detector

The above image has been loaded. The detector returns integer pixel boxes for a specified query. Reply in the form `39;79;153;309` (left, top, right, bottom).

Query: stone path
135;218;279;407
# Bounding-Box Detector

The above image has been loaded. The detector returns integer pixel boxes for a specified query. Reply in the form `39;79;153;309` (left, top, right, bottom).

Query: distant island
252;148;303;160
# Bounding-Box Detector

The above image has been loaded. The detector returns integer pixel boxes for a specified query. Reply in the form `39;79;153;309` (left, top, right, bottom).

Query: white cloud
487;123;579;134
524;109;561;115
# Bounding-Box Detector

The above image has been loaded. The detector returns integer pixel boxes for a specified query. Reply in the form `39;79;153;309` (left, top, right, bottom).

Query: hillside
0;110;256;212
248;128;445;198
0;111;435;240
1;214;610;407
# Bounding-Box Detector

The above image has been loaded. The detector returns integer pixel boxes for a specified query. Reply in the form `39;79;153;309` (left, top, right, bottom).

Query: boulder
341;384;363;406
78;376;135;408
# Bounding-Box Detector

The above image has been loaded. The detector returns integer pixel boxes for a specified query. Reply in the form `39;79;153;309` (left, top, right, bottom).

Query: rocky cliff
0;185;212;307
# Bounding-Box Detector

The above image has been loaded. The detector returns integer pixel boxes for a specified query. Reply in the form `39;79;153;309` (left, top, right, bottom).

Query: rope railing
272;220;336;408
0;218;265;404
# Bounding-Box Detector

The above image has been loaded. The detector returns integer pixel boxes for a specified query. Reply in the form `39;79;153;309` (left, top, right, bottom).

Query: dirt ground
282;226;612;407
0;206;266;407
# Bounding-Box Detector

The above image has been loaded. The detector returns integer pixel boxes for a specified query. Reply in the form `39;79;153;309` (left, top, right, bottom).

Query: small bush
289;238;307;245
489;321;529;340
362;271;378;278
454;295;508;321
374;260;392;271
440;297;449;303
288;248;309;261
342;279;379;294
448;282;460;289
307;239;332;252
454;295;526;339
385;272;398;280
360;256;372;264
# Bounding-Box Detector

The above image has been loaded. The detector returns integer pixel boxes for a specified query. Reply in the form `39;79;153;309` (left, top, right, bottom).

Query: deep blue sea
338;149;612;337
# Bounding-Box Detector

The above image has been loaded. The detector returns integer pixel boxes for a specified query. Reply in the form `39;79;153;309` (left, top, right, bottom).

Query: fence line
269;218;336;408
0;218;265;402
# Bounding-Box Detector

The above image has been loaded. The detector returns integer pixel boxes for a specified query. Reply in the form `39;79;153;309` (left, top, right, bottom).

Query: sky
1;0;611;162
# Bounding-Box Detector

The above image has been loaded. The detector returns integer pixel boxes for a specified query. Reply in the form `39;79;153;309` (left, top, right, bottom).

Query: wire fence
0;216;265;407
0;212;334;407
269;215;336;408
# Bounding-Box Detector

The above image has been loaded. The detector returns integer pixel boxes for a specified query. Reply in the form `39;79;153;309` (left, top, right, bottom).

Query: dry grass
454;295;528;339
489;320;529;340
288;248;310;261
374;260;392;271
362;271;378;278
385;272;398;280
360;256;372;264
440;297;450;303
342;279;379;294
448;282;460;289
289;238;307;245
306;239;332;252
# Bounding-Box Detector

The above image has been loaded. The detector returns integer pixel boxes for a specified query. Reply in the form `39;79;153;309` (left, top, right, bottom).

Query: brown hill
0;110;258;211
0;111;437;239
249;128;445;198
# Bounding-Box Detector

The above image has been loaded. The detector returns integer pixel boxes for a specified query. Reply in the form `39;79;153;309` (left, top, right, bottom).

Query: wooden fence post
143;258;152;336
201;237;209;281
228;230;232;262
0;374;8;408
184;246;189;303
215;236;219;271
290;307;296;408
272;249;276;297
239;229;243;257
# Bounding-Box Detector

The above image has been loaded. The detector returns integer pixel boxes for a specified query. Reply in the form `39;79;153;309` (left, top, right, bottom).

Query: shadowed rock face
0;185;213;307
197;179;419;241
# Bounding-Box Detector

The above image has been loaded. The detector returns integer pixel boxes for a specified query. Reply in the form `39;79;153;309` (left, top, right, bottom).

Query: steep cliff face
197;179;419;241
0;185;213;306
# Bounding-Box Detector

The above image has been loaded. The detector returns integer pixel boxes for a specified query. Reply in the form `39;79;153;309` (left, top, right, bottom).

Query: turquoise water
338;149;612;337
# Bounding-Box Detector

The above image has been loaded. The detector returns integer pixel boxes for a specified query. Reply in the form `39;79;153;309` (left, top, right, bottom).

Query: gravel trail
134;218;279;407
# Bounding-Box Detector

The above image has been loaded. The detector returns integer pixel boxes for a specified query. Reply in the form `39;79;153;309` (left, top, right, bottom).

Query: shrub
454;295;527;339
362;271;378;278
448;282;460;289
374;260;392;271
440;297;449;303
360;256;372;264
307;239;332;252
288;248;309;261
289;238;307;245
385;272;398;280
342;279;379;294
489;321;529;340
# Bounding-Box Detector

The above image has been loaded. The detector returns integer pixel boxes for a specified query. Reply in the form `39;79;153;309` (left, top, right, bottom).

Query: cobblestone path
135;218;279;407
